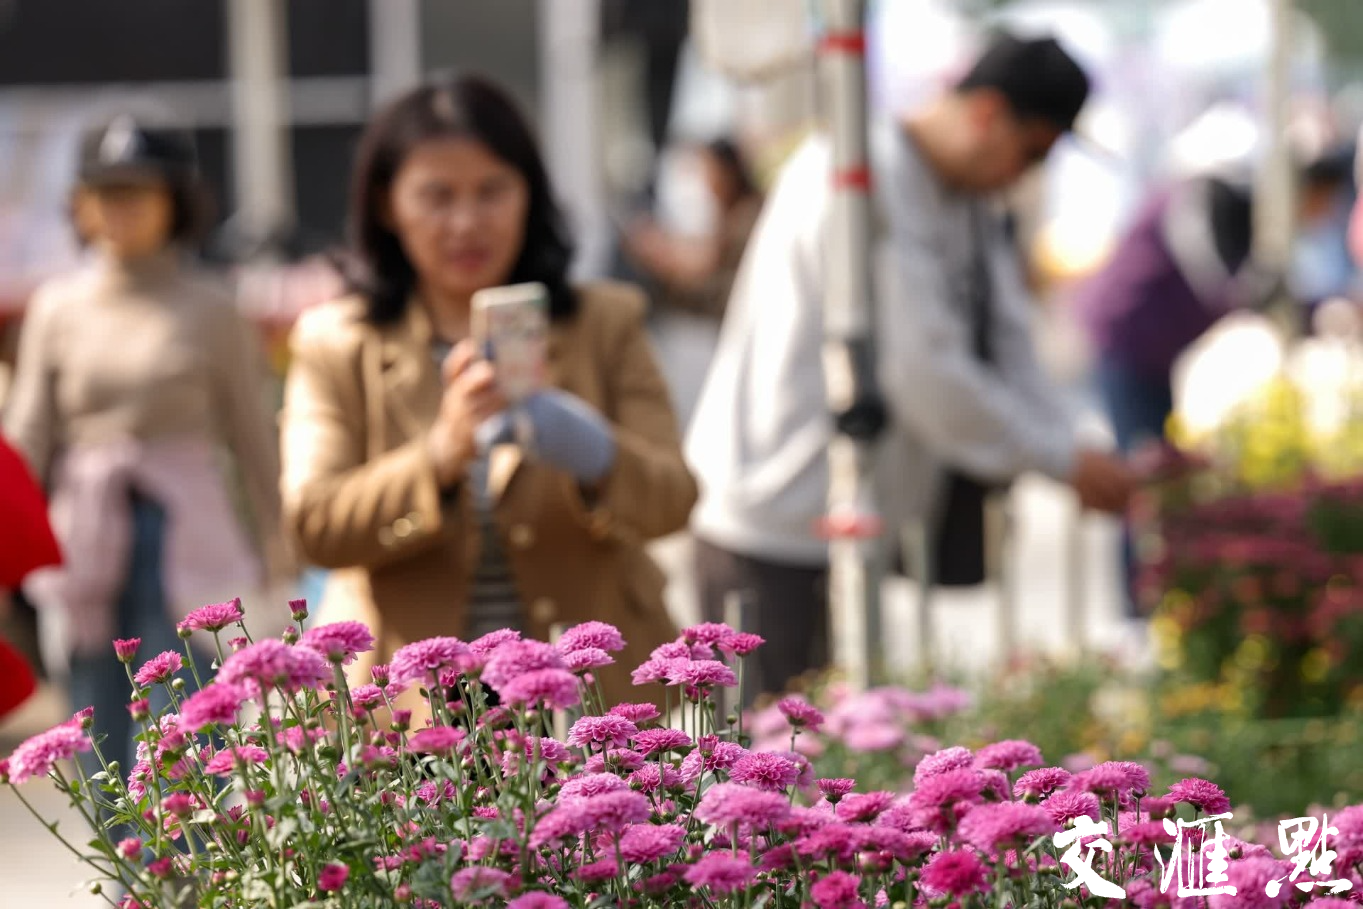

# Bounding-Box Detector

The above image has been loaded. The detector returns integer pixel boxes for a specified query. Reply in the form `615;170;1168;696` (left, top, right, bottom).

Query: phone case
471;282;550;403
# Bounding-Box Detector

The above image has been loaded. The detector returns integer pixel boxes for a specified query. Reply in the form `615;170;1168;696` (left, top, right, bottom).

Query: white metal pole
1256;0;1295;334
369;0;422;108
226;0;295;259
818;0;886;691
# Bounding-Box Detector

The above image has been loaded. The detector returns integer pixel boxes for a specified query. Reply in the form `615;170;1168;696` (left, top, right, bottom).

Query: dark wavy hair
343;73;577;324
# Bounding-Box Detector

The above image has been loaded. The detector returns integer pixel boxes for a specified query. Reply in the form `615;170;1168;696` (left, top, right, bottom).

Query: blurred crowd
3;0;1363;761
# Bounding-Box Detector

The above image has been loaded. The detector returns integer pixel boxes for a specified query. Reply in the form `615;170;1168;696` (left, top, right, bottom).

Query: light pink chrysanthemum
300;621;375;665
218;639;328;695
450;867;513;901
957;801;1057;852
1014;767;1073;802
581;789;650;833
810;870;867;909
409;726;466;754
562;647;614;673
628;762;684;793
133;651;183;687
178;683;246;731
178;598;245;633
836;791;897;823
557;621;626;654
567;715;637;750
113;638;141;662
914;746;974;786
390;637;470;685
631;657;682;686
729;752;799;792
843;723;904;753
819;778;857;800
203;745;268;777
632;727;692;757
482;640;566;690
682;622;737;647
909;768;986;809
1043;789;1102;826
1167;777;1232;815
572;859;620;884
721;632;766;656
1209;857;1296;909
680;740;748;781
558;772;631;802
778;696;825;731
498;668;580;709
974;739;1044;772
618;822;686;864
695;782;791;828
684;853;757;894
521;736;572;766
470;628;521;654
609;702;661;724
920;849;989;897
7;720;90;784
349;684;386;711
507;894;569;909
664;659;737;689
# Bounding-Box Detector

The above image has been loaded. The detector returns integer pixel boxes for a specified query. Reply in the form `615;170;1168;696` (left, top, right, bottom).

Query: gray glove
476;390;616;484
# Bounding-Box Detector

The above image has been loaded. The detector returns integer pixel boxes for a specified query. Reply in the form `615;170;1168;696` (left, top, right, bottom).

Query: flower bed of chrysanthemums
5;598;1363;908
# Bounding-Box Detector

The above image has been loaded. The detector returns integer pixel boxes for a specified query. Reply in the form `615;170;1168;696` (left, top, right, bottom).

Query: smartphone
471;282;550;403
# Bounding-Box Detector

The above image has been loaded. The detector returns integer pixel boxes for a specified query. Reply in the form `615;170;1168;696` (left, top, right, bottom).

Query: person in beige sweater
2;117;283;778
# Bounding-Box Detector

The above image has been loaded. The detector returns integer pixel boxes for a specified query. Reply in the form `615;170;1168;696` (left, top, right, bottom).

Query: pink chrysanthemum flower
1044;790;1102;826
520;736;572;767
409;726;466;755
664;659;737;690
810;870;867;909
729;752;800;792
528;807;589;849
218;639;328;695
630;657;682;686
682;622;737;647
507;894;569;909
818;778;857;801
178;683;246;731
450;867;513;901
628;762;684;793
203;745;269;777
1167;777;1232;815
618;822;686;864
695;782;791;829
390;637;470;685
1210;857;1296;909
349;684;386;711
914;746;974;786
133;651;183;687
632;727;692;757
778;696;825;731
920;848;989;897
684;853;756;894
317;862;349;892
562;647;614;673
910;768;986;809
300;621;375;665
470;628;521;654
557;621;626;654
498;668;580;709
572;859;620;884
836;791;897;823
482;640;566;690
178;598;245;633
1014;767;1073;802
609;702;661;724
1075;760;1151;798
957;801;1057;852
7;720;90;784
680;740;748;782
558;772;631;802
1119;820;1176;848
581;789;651;833
721;632;766;656
113;638;141;662
1141;795;1176;819
974;739;1044;772
567;715;638;750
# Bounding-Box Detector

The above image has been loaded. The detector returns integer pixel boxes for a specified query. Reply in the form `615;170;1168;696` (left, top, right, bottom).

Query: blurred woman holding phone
280;74;697;708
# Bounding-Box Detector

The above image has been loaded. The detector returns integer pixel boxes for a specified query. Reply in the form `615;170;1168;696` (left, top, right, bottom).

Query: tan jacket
281;281;697;705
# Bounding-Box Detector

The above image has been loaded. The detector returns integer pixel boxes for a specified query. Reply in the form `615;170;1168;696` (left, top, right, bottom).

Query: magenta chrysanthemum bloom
557;621;626;654
920;849;989;897
778;696;825;731
630;657;681;685
507;895;569;909
482;639;566;690
562;647;614;673
609;702;661;724
914;746;974;786
117;837;142;860
520;736;572;767
178;683;246;731
682;622;737;647
618;822;686;863
558;772;631;802
836;791;896;822
1209;857;1295;909
133;651;183;687
910;768;986;809
957;802;1057;852
695;782;791;828
567;715;637;750
300;621;375;665
1014;767;1072;802
810;870;866;909
113;638;141;662
1112;761;1152;794
818;778;857;801
1119;820;1176;848
349;684;386;711
581;789;650;833
730;752;800;791
1044;789;1102;826
390;637;470;685
1167;777;1232;815
316;862;348;892
469;628;521;655
450;867;513;901
974;739;1044;772
498;669;580;710
1141;795;1176;819
7;721;90;784
203;745;268;777
218;639;328;695
679;740;748;781
684;853;756;894
628;763;684;793
178;598;245;633
528;806;589;848
409;726;466;755
632;727;692;757
722;632;766;656
663;659;738;690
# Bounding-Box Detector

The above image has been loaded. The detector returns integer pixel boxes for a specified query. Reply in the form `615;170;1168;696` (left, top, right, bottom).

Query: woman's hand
426;340;507;487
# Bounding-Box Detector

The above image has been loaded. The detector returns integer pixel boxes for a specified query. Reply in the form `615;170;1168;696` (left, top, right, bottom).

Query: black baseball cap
957;32;1091;134
78;115;199;187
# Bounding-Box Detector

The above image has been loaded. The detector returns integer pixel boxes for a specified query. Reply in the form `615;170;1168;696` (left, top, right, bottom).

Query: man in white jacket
686;33;1134;697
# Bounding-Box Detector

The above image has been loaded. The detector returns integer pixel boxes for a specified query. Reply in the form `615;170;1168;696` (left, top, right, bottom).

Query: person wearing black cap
685;32;1135;698
3;116;286;781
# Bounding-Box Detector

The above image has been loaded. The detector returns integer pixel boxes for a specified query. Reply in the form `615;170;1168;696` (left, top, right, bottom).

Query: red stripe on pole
832;166;873;192
819;30;866;55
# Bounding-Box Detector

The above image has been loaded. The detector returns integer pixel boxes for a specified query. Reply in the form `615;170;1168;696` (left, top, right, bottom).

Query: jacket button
531;597;557;624
378;526;396;548
393;516;414;539
509;524;535;549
